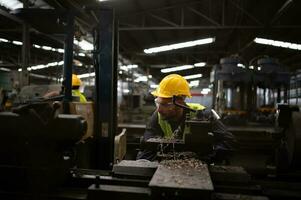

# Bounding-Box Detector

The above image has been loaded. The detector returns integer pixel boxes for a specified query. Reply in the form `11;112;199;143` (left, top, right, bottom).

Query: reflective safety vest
72;89;87;103
158;103;205;138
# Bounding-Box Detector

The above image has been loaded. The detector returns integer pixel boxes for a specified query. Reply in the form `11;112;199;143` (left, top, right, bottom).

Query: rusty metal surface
113;160;158;178
157;151;198;160
116;160;158;168
149;160;213;191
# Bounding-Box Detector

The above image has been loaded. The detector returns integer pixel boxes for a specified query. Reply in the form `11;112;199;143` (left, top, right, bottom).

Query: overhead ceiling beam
0;8;23;24
0;8;64;46
134;0;159;49
119;25;262;31
122;50;227;56
0;28;23;32
148;13;179;27
229;0;263;26
118;0;201;18
270;0;293;25
119;25;301;31
238;39;254;54
187;6;220;26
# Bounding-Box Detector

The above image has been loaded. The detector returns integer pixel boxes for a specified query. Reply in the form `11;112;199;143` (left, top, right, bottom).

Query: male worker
136;74;235;162
44;74;87;103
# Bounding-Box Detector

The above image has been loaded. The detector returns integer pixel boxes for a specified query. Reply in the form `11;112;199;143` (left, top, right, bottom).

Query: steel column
21;0;30;87
62;12;75;114
94;7;116;169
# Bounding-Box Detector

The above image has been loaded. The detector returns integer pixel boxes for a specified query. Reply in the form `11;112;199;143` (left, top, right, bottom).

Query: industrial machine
210;56;301;176
0;101;87;192
212;56;291;125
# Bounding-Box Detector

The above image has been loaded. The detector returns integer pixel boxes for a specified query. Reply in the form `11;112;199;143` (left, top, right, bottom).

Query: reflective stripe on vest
158;103;205;138
72;90;87;103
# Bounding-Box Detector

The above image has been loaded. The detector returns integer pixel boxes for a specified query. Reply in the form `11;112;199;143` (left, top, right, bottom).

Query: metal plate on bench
149;160;213;199
113;160;158;178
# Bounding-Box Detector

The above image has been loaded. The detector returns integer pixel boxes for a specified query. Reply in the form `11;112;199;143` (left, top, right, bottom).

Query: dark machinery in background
212;57;290;124
212;56;291;125
212;57;252;123
210;56;301;175
0;5;117;200
0;102;86;192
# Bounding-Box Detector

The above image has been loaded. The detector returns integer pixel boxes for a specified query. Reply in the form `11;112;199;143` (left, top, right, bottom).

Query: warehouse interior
0;0;301;199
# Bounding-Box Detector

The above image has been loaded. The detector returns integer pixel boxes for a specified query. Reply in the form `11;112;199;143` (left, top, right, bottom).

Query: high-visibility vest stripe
158;103;205;138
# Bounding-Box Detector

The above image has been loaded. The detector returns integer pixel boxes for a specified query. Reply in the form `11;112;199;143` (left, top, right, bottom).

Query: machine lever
172;96;196;112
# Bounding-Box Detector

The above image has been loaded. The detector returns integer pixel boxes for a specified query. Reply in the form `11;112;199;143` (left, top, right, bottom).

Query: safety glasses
154;98;175;109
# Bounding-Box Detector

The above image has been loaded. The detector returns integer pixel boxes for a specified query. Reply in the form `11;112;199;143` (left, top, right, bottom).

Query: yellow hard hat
151;74;191;98
72;74;82;87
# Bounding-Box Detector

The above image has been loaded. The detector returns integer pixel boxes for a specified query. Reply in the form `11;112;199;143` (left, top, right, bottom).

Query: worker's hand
196;108;213;121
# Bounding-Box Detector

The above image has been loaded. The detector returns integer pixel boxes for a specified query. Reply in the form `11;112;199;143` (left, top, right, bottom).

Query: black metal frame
94;7;116;170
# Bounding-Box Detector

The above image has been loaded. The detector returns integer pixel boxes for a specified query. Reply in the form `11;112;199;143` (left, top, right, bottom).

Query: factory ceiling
0;0;300;83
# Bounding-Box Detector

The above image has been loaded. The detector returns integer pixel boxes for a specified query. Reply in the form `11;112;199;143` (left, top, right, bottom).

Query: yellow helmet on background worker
151;74;191;98
72;74;81;87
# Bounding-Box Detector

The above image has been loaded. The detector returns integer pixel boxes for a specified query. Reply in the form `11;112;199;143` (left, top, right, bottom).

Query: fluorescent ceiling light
161;62;206;73
202;88;211;92
144;37;215;54
194;62;206;67
127;64;138;69
0;37;65;54
184;74;203;80
134;76;148;83
120;64;138;71
78;72;95;79
12;40;22;45
0;67;11;72
123;89;130;93
0;38;9;42
30;73;57;81
41;46;52;50
19;61;64;71
161;65;194;73
189;80;199;87
0;0;23;10
47;62;59;67
150;84;158;89
254;37;301;50
201;90;209;95
133;72;142;78
57;49;64;53
75;39;93;51
237;63;245;68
